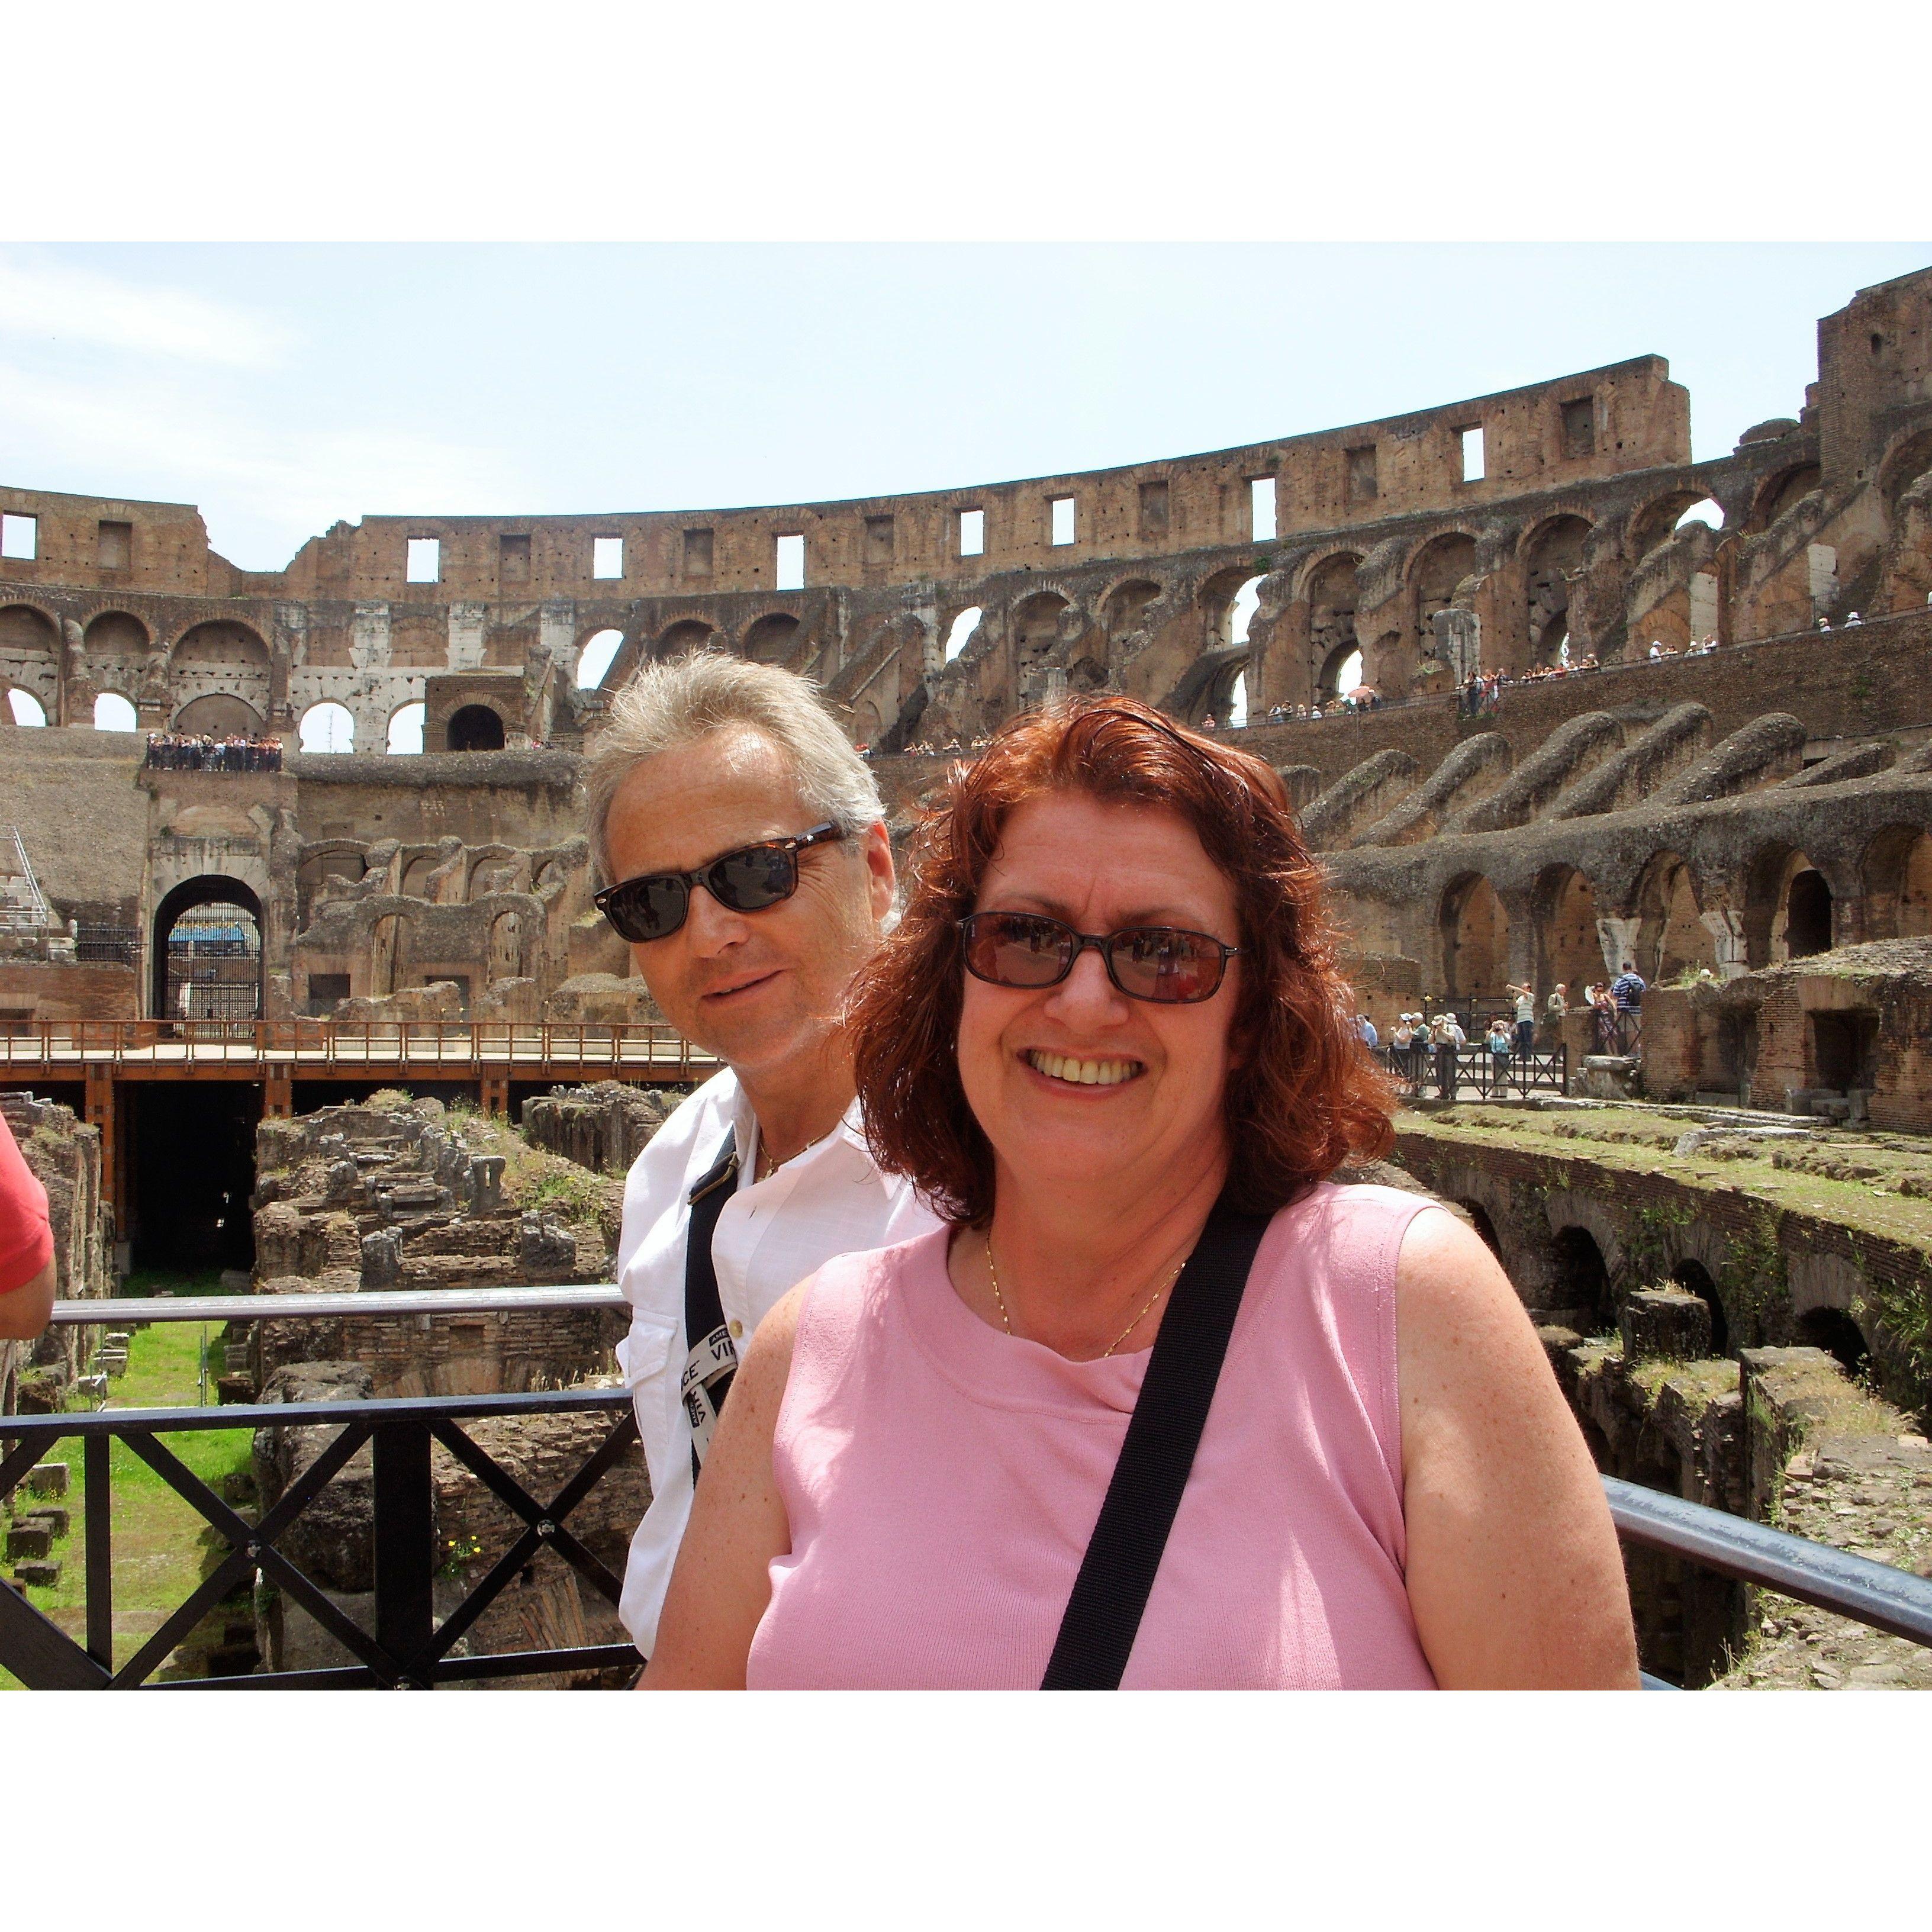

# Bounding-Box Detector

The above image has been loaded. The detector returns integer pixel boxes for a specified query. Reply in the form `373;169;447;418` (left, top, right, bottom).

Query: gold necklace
753;1120;838;1183
984;1238;1188;1358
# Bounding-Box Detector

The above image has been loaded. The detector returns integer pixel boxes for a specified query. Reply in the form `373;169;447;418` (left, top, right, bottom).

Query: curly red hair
846;695;1393;1222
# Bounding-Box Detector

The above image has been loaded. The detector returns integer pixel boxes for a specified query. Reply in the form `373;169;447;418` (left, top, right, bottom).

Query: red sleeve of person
0;1111;56;1296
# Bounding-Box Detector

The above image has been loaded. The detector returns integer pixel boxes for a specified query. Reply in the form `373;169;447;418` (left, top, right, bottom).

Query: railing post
371;1419;436;1687
85;1433;113;1670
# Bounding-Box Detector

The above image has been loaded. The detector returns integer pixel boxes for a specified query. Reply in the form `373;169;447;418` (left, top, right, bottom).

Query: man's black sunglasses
595;822;845;943
959;910;1241;1005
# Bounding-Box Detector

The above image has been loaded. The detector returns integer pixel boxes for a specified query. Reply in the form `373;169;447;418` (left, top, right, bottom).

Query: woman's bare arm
639;1283;806;1689
1397;1209;1639;1688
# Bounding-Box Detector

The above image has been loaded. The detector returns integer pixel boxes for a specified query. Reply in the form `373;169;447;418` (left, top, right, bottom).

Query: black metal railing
1;1286;638;1689
8;1288;1931;1688
1381;1042;1568;1100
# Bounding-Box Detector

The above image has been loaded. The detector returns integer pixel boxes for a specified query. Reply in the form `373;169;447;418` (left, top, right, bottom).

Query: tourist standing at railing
1430;1012;1464;1100
642;698;1637;1688
585;652;943;1660
1485;1017;1515;1093
0;1109;55;1341
1508;981;1537;1062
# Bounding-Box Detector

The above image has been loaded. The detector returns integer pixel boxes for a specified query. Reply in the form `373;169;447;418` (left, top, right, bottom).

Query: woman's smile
1021;1048;1147;1089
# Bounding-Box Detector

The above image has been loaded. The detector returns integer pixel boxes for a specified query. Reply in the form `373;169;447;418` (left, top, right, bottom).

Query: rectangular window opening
498;533;532;583
592;535;624;580
405;537;442;584
775;533;805;591
1560;398;1596;459
957;508;985;557
1049;496;1077;546
682;527;713;577
97;520;133;570
864;515;895;566
1248;476;1277;543
1459;427;1486;484
1138;480;1170;537
1;513;38;562
1345;445;1378;505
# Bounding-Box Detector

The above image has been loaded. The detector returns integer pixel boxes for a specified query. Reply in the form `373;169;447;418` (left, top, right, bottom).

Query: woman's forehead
980;794;1232;914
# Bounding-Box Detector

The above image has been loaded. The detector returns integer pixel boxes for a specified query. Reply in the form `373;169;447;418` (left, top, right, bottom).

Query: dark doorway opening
1457;1199;1503;1260
1785;869;1833;957
130;1083;260;1272
290;1079;482;1114
1670;1258;1730;1357
1550;1226;1612;1332
447;704;505;752
1810;1010;1876;1092
1798;1307;1870;1379
152;875;263;1021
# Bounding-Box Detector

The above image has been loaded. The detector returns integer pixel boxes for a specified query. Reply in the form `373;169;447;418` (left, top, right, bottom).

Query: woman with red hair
644;697;1635;1689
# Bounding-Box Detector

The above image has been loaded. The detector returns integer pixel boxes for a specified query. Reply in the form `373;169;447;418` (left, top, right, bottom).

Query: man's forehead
606;728;810;870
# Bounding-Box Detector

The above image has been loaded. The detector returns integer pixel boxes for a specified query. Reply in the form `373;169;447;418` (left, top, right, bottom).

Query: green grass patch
3;1301;257;1690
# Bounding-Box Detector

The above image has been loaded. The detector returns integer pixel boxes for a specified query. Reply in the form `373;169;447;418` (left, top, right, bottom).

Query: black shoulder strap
1041;1202;1271;1690
681;1129;739;1483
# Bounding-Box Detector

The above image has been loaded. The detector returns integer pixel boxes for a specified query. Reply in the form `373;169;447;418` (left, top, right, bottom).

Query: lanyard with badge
680;1131;740;1482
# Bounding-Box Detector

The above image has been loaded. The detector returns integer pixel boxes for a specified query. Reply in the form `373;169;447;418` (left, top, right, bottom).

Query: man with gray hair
585;651;940;1659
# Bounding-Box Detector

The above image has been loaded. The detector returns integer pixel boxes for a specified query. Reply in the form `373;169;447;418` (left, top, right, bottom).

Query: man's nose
678;881;753;954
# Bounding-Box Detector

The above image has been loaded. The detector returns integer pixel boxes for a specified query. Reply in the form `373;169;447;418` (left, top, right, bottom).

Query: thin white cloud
0;249;293;369
0;360;522;567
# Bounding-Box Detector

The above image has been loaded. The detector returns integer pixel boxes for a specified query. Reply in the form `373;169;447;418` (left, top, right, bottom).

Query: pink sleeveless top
746;1183;1441;1689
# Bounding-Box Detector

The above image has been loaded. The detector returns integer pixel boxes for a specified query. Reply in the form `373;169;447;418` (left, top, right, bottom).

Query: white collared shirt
612;1067;942;1653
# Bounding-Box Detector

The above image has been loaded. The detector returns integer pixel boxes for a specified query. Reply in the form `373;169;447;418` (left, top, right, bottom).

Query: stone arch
743;612;802;665
1300;550;1361;685
1100;577;1162;638
574;627;625;690
1548;1225;1612;1332
1012;591;1070;678
92;691;138;732
1440;871;1509;1002
488;909;524;983
1198;565;1260;651
82;610;154;656
399;852;439;899
1631;851;1714;983
151;874;263;1020
174;693;265;735
1796;1306;1870;1378
0;604;61;716
1876;423;1932;505
1859;823;1932;939
1747;461;1823;532
658;618;716;656
1627;487;1715;562
446;703;506;752
1316;640;1364;702
385;700;426;755
1408;532;1479;661
1521;514;1592;665
299;700;356;754
369;912;409;996
170;619;269;668
1669;1258;1730;1358
1533;863;1603;996
1743;843;1833;967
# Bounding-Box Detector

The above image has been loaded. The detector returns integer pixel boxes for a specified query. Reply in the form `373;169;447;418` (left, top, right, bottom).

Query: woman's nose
1044;944;1127;1019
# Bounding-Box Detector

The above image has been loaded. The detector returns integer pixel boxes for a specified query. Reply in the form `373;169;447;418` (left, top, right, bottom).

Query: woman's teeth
1026;1049;1142;1087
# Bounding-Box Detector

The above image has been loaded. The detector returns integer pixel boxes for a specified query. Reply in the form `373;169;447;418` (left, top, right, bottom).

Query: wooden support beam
480;1074;510;1119
83;1067;118;1226
262;1071;293;1119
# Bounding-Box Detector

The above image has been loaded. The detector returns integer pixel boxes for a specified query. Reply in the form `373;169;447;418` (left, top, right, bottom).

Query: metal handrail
0;1017;715;1074
47;1284;626;1325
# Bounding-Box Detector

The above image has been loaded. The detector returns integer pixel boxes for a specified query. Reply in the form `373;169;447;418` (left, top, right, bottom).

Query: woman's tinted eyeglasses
959;910;1241;1005
595;822;845;943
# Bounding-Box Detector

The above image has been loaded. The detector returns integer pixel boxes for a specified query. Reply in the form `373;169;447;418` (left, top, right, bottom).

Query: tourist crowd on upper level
143;732;284;772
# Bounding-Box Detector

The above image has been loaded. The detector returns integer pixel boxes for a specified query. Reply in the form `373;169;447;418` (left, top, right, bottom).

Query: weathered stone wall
520;1082;675;1176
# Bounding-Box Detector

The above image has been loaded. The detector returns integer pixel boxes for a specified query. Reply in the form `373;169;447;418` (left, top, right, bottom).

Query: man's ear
861;821;896;925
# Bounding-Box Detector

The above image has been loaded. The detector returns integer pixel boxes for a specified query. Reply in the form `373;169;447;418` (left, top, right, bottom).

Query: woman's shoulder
788;1223;952;1330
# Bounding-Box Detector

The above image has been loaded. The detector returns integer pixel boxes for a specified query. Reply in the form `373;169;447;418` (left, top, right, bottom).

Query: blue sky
2;242;1928;573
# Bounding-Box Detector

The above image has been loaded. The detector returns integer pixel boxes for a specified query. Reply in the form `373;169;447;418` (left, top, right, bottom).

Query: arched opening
944;606;984;663
487;910;524;986
299;701;356;754
1440;872;1509;1002
1550;1226;1611;1332
1535;864;1604;996
1670;1259;1729;1358
658;619;716;657
386;702;426;755
1;606;60;723
1304;553;1361;687
1784;868;1834;959
1411;533;1479;660
151;875;263;1021
1318;644;1364;703
1227;575;1266;649
1859;825;1932;939
1457;1200;1503;1259
1012;593;1070;678
1523;516;1592;668
447;704;505;752
1674;497;1724;533
92;691;138;732
1631;851;1714;984
173;693;264;736
7;688;46;727
1797;1308;1870;1379
743;613;801;665
1750;463;1822;532
1101;580;1160;640
1228;672;1247;728
575;628;625;689
1629;490;1715;562
82;611;152;659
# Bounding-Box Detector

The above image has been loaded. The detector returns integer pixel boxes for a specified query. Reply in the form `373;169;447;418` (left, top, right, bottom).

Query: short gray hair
584;651;885;883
